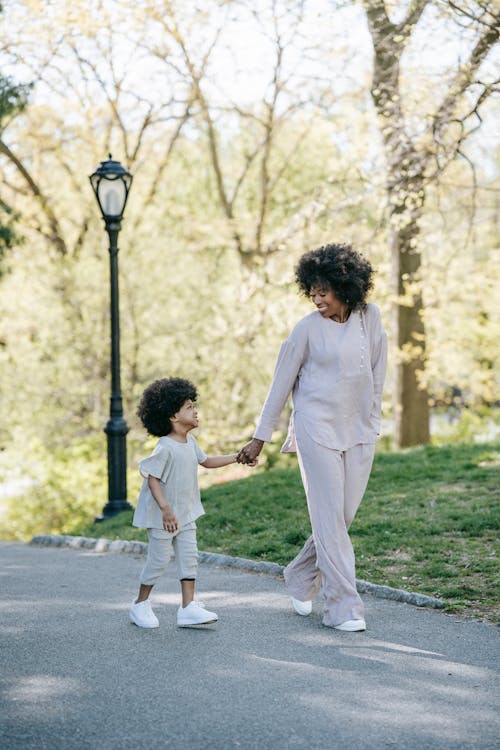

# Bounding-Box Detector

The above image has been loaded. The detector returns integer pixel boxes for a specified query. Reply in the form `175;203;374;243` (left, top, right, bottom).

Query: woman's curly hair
137;377;197;437
295;243;373;309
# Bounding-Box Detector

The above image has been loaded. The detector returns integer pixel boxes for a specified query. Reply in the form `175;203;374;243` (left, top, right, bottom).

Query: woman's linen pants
283;434;375;627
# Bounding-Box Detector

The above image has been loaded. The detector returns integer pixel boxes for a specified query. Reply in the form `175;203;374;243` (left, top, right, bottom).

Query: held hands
236;438;264;466
241;455;259;467
230;452;260;467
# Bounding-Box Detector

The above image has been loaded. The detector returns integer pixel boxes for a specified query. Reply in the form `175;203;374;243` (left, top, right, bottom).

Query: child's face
172;399;199;431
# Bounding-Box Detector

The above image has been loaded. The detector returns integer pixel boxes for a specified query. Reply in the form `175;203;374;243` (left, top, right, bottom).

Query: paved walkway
1;542;498;750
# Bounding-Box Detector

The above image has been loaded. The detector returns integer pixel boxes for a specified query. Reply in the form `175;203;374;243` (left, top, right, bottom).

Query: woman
237;243;387;631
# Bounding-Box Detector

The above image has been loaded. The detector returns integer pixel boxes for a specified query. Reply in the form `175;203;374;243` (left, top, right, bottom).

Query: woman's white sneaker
177;601;218;626
333;618;366;632
129;599;160;628
291;597;313;616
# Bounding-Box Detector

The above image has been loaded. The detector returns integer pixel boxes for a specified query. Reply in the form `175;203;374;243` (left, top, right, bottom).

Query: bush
0;437;140;540
431;407;500;446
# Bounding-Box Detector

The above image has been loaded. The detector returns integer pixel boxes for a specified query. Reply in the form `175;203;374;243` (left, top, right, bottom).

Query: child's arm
201;453;257;469
147;475;178;532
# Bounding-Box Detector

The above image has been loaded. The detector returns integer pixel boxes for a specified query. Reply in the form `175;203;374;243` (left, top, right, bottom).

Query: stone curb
30;534;445;610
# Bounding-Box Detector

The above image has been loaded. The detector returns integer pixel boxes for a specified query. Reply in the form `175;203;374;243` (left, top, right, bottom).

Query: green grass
74;442;500;622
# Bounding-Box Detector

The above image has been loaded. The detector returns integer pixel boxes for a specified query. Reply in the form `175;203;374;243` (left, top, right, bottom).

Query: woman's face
310;285;347;319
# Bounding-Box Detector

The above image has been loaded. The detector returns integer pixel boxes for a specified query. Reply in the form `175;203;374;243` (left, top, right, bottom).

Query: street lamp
89;155;134;519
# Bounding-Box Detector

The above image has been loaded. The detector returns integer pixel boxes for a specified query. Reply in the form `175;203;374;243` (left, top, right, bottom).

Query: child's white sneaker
129;599;160;628
177;601;218;627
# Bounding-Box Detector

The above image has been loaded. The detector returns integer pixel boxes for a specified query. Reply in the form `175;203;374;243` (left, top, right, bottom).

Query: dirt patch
384;548;412;561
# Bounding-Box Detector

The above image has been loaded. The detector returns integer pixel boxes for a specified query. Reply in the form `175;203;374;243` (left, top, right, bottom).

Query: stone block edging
30;534;445;610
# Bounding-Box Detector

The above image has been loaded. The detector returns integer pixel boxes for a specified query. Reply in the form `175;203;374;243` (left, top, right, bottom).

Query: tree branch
0;139;68;255
432;9;499;139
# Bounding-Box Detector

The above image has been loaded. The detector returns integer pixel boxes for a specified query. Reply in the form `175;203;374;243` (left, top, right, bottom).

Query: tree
0;0;200;449
140;0;319;269
0;0;497;466
0;70;30;270
361;0;499;446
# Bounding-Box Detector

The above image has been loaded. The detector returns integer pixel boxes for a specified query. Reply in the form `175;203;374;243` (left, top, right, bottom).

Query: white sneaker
333;619;366;632
291;597;312;616
177;601;218;627
129;599;160;628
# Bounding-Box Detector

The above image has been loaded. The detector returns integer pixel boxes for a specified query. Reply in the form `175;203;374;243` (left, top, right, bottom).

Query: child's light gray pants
140;522;198;585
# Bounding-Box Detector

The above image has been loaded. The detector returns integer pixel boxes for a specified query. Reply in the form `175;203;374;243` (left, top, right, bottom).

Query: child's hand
161;507;178;533
246;458;259;467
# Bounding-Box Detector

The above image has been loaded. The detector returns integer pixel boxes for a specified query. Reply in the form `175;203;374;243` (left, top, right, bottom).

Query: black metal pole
96;218;133;520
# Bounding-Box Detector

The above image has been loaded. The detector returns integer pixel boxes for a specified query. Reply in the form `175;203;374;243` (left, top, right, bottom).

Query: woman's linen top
253;303;387;452
132;434;207;530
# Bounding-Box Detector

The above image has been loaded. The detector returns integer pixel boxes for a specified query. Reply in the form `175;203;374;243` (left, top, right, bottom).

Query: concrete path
1;542;498;750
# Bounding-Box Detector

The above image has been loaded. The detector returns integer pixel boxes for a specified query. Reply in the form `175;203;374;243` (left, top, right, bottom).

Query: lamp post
89;155;134;519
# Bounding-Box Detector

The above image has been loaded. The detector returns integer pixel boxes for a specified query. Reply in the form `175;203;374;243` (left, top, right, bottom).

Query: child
129;377;255;629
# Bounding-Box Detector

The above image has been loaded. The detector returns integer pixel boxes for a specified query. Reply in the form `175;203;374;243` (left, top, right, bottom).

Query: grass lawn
74;442;500;622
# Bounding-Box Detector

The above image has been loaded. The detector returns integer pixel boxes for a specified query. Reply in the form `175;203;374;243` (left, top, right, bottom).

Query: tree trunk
362;0;431;447
386;145;430;446
390;206;430;446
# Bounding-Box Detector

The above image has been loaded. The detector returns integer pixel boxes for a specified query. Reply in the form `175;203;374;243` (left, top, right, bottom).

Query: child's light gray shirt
253;304;387;452
132;434;207;530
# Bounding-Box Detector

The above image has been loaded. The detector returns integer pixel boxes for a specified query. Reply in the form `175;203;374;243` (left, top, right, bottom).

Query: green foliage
0;2;498;554
431;407;500;446
0;74;31;121
0;71;30;269
0;200;22;273
1;438;107;540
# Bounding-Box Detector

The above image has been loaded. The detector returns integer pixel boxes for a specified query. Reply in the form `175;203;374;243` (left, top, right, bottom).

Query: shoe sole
293;607;312;616
129;614;159;629
177;618;218;627
333;623;366;632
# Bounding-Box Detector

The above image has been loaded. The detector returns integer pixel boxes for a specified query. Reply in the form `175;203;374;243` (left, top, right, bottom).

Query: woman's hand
237;438;264;465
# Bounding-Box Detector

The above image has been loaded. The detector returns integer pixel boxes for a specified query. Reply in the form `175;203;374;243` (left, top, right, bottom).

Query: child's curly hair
295;243;373;309
137;377;197;437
